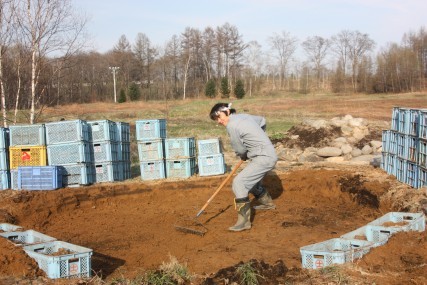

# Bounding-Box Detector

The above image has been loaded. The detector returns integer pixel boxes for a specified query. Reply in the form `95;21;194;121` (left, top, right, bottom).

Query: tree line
0;0;426;125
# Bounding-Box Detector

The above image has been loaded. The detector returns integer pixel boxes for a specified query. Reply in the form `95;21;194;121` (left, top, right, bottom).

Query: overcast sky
73;0;427;54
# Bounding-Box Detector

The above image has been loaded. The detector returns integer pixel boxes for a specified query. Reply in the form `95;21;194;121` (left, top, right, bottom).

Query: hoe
174;160;244;236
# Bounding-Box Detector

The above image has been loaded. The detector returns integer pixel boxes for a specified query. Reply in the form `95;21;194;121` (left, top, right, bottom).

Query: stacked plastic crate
165;137;196;179
381;107;427;188
136;119;167;180
115;122;131;181
8;124;48;190
45;120;93;187
88;120;122;183
0;128;9;190
197;138;226;176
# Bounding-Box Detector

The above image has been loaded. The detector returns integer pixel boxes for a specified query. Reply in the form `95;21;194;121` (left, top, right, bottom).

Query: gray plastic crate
45;120;90;145
165;157;196;178
140;159;166;180
60;163;94;187
197;138;221;156
9;124;45;146
135;119;166;140
47;142;92;165
300;238;373;269
88;120;117;142
23;240;93;279
165;137;196;159
91;141;119;162
0;229;56;246
93;161;121;183
138;139;164;161
0;170;10;190
198;154;225;176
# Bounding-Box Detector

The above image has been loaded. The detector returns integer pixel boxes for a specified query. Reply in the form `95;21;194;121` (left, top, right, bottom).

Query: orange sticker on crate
21;151;31;161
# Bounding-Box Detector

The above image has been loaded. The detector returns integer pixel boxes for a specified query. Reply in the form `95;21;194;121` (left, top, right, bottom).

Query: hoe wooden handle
196;159;244;217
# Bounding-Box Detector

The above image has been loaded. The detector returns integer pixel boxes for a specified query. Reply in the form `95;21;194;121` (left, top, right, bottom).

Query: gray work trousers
232;155;277;199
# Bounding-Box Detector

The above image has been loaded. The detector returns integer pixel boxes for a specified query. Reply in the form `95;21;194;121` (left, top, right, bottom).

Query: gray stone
317;147;343;157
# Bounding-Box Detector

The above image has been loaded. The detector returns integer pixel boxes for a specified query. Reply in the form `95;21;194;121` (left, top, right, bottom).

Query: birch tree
15;0;87;124
0;0;15;127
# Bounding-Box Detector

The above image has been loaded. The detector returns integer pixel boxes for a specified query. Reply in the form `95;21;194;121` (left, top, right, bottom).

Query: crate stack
0;128;9;190
0;222;93;279
136;119;167;180
197;138;226;176
45;119;93;187
381;107;427;188
88;119;123;183
115;122;131;180
8;124;49;190
300;212;425;269
164;137;196;178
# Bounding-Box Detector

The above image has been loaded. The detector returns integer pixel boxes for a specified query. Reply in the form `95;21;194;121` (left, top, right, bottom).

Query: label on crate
143;124;151;130
207;158;214;165
314;259;324;268
95;166;104;174
21;152;31;161
94;145;102;153
69;260;80;275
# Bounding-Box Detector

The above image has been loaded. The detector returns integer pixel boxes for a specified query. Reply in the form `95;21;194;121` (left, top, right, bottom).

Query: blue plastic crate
0;223;22;232
165;157;196;178
115;122;130;142
138;139;164;161
93;162;121;183
420;110;427;140
9;124;45;146
140;159;166;180
18;166;62;191
300;238;373;269
0;148;9;171
0;127;9;148
47;142;92;165
164;137;196;159
418;167;427;188
197;138;222;156
394;108;420;136
198;154;225;176
118;161;131;181
0;170;10;190
395;157;406;182
88;120;117;142
405;162;419;188
23;240;93;279
380;152;396;175
59;163;93;187
419;140;427;168
10;169;18;190
118;142;131;162
91;141;119;162
45;120;90;145
135;119;166;140
0;229;56;246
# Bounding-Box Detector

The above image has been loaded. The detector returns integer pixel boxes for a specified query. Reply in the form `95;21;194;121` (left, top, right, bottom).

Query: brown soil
0;160;426;285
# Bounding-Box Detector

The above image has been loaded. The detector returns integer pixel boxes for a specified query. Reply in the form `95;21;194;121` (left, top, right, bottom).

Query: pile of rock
275;115;387;164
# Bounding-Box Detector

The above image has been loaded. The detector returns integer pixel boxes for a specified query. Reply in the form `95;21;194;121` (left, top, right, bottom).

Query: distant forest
0;0;426;125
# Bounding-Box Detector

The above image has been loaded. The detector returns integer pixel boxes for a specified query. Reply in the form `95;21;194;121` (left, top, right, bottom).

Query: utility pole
109;66;120;103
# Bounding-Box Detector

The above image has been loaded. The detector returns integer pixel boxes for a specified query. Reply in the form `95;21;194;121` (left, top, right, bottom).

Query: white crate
45;120;90;145
197;138;221;156
23;240;93;279
367;212;425;235
164;137;196;158
0;223;23;232
9;124;45;146
300;238;373;269
340;225;389;247
198;154;225;176
140;160;166;180
0;229;56;246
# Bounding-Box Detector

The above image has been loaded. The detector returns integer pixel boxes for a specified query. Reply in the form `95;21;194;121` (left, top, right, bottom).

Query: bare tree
133;33;157;89
0;0;16;127
243;41;264;97
302;36;330;89
15;0;87;124
268;31;298;89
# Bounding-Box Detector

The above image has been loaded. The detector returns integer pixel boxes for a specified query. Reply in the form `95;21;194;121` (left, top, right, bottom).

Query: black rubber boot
229;197;251;232
253;191;276;210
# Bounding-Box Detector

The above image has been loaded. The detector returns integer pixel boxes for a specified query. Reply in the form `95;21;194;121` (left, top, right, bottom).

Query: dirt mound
0;163;425;284
273;124;342;149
